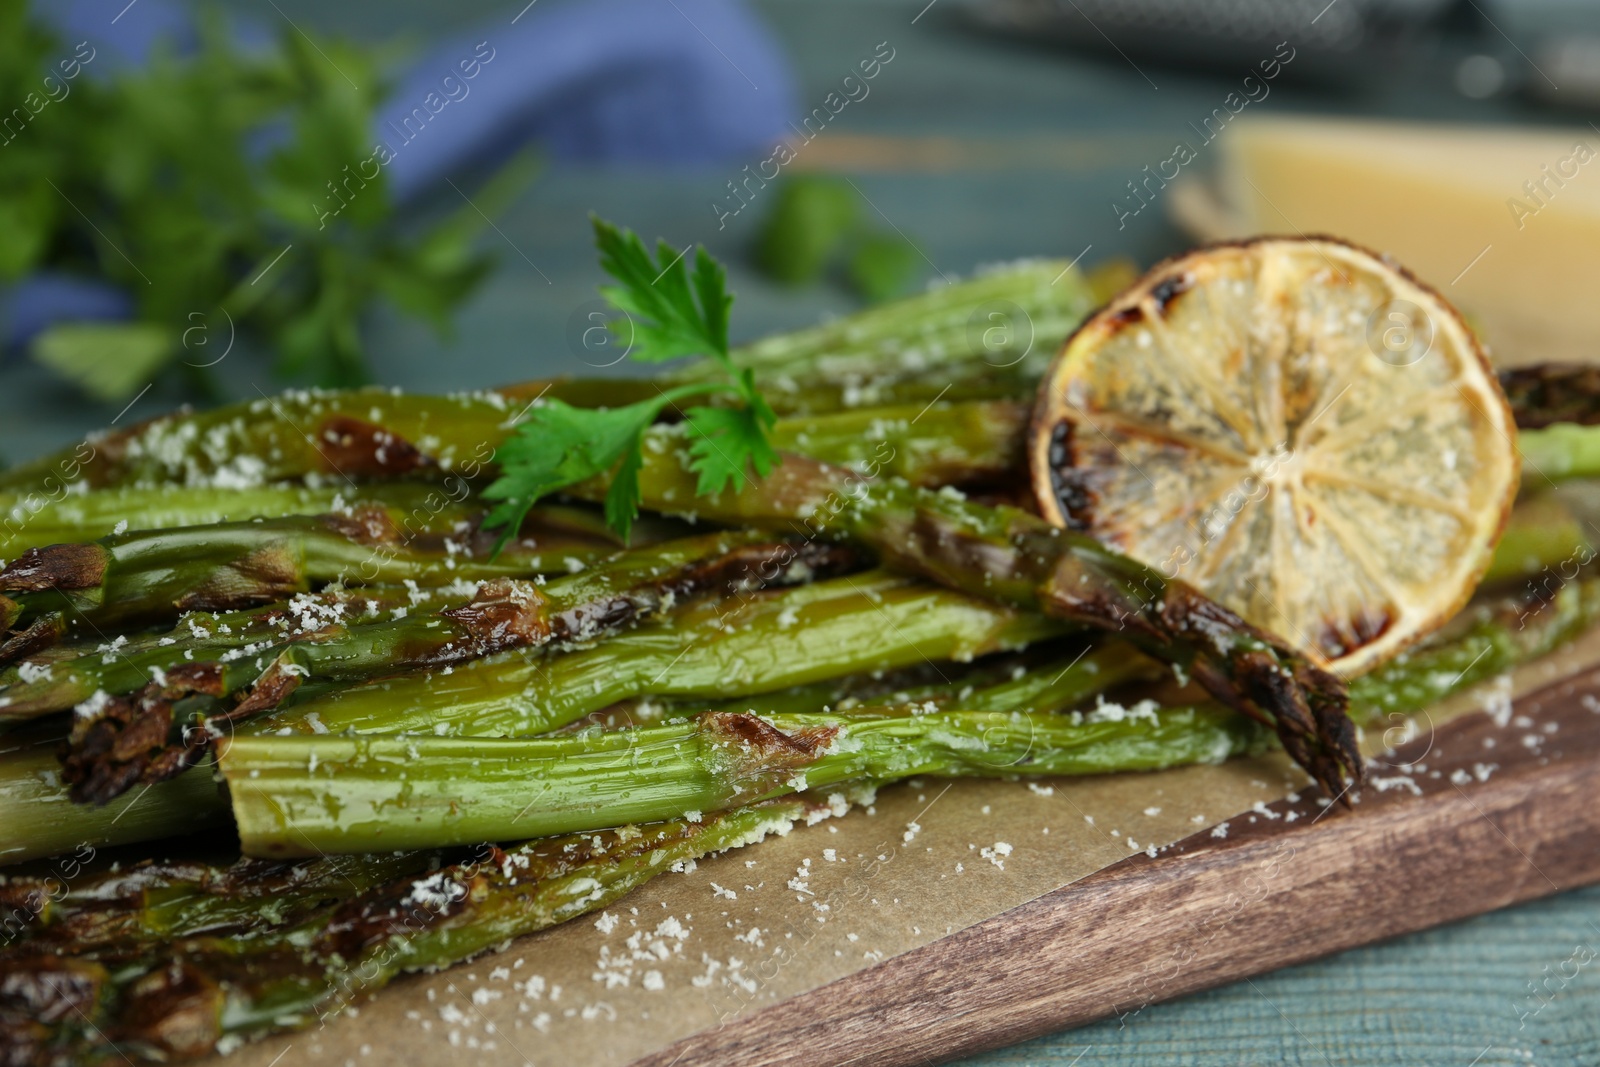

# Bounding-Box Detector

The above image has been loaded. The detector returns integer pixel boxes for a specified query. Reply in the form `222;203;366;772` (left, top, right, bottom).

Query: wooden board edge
636;669;1600;1067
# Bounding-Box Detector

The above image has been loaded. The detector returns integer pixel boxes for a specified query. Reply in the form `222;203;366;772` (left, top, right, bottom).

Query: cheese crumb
16;661;51;684
979;841;1013;870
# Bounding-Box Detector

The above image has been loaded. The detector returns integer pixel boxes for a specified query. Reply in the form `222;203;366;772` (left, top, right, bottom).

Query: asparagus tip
60;664;225;805
1157;581;1362;798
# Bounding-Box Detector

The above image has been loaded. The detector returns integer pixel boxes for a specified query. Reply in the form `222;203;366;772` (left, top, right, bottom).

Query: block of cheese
1169;116;1600;367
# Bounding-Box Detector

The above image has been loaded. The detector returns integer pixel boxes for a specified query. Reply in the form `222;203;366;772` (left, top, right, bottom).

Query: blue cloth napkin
8;0;797;347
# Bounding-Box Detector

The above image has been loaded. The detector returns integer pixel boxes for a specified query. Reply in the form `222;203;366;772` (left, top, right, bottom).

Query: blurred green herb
482;217;777;550
847;232;921;303
0;7;531;401
753;177;858;284
752;175;921;302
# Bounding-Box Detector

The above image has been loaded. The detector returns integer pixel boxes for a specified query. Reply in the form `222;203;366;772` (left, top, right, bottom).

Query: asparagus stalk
0;482;473;562
0;588;427;724
569;437;1360;795
1348;569;1600;725
0;506;633;630
700;259;1091;382
0;388;515;495
222;702;1266;856
58;531;856;805
706;571;1600;728
771;400;1027;488
750;359;1040;417
1;553;703;723
2;848;432;956
256;569;1083;739
676;643;1124;721
0;484;686;566
1481;490;1593;585
0;790;867;1064
0;746;226;867
676;259;1094;416
1518;422;1600;483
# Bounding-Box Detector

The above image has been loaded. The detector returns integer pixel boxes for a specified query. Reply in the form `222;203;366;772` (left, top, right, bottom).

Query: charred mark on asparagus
434;577;552;651
316;414;437;476
704;710;842;777
317;504;405;545
171;541;303;613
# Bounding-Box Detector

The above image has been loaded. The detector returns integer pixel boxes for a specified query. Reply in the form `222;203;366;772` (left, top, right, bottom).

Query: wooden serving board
640;662;1600;1066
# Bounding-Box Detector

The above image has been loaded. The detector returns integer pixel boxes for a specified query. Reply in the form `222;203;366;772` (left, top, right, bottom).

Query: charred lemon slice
1029;237;1518;676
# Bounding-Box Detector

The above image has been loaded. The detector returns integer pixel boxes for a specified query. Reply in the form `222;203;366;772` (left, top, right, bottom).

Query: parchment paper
216;620;1600;1067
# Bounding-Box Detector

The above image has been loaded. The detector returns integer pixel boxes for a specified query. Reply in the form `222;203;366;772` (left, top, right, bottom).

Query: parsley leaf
593;221;732;364
683;386;778;498
482;386;700;550
482;218;778;551
482;397;653;546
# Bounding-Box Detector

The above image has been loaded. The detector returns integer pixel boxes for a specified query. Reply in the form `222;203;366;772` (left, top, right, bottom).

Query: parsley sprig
3;9;526;402
482;218;778;549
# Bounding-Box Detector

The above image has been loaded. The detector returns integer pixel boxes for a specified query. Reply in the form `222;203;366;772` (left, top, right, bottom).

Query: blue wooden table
7;1;1599;1062
969;883;1600;1067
